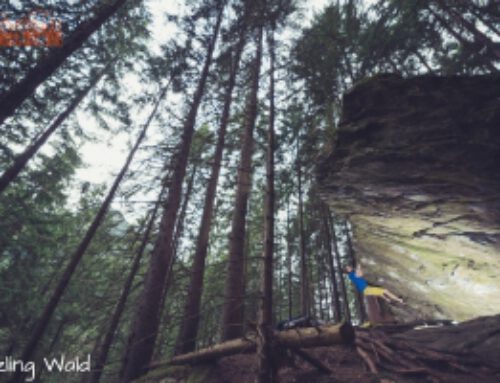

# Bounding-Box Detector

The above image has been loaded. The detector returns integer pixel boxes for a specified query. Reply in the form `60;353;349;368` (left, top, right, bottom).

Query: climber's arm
355;264;363;277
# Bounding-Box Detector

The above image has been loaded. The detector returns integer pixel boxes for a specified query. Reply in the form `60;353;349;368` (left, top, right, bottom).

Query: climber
344;264;403;304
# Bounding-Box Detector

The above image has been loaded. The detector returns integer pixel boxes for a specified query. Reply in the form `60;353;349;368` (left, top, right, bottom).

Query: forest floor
197;345;492;383
158;343;497;383
144;314;500;383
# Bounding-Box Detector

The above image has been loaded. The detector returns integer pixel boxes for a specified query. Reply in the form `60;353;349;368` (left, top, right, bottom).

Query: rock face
318;74;500;321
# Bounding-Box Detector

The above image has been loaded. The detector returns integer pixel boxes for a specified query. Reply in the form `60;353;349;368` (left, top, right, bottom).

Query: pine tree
175;19;247;354
221;18;263;342
256;19;275;383
120;2;225;379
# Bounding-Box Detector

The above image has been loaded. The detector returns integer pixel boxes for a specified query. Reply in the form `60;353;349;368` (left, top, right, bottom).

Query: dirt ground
199;345;498;383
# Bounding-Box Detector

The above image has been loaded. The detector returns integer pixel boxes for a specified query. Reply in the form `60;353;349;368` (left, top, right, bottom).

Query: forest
0;0;499;382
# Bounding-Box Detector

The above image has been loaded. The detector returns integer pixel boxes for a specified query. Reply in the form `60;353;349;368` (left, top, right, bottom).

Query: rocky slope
317;74;500;321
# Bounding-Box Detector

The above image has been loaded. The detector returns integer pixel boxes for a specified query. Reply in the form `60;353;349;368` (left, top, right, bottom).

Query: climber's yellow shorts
364;286;385;296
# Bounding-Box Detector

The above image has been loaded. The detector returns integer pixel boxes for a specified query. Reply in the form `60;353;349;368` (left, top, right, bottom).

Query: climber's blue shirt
348;271;367;293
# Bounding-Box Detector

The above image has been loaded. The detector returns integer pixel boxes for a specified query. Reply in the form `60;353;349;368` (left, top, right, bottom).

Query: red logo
0;11;63;47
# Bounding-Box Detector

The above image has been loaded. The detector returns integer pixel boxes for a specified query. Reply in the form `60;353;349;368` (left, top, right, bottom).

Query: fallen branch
290;348;332;374
356;346;378;373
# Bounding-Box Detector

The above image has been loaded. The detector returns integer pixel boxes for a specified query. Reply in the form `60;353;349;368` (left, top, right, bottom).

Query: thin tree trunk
256;23;274;383
322;210;341;323
413;49;435;74
316;251;324;319
0;64;108;195
87;189;164;383
221;24;263;342
155;163;198;358
120;4;224;380
286;201;293;320
8;84;166;383
297;142;309;317
428;6;469;45
329;214;351;323
36;317;67;382
173;162;198;254
175;30;246;355
344;221;366;324
0;0;129;125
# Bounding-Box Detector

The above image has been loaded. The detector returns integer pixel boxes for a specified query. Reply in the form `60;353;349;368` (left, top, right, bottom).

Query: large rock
317;74;500;321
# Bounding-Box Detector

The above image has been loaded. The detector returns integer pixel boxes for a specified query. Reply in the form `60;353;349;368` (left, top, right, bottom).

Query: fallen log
152;322;354;368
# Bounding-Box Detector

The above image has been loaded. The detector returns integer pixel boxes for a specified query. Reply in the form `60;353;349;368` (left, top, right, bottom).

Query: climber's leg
383;289;403;303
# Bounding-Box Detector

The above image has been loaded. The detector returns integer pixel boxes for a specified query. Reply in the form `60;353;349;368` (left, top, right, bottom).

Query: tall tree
322;209;341;323
0;0;131;126
297;141;310;317
221;20;263;342
256;20;275;383
175;25;247;354
286;201;294;319
345;221;366;323
8;83;167;383
330;214;351;323
120;2;224;379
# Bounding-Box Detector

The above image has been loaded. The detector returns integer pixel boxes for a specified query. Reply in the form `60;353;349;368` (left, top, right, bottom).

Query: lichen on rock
317;74;500;321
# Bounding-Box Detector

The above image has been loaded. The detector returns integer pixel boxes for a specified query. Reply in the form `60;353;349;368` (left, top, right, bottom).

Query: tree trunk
329;214;351;322
0;0;129;125
155;163;198;357
160;323;354;367
87;190;164;383
173;162;198;254
9;83;167;383
413;49;435;74
286;201;293;320
256;23;275;383
0;64;109;195
221;24;263;342
120;4;224;381
344;221;366;324
322;209;341;323
297;141;309;317
176;30;246;355
36;317;68;382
